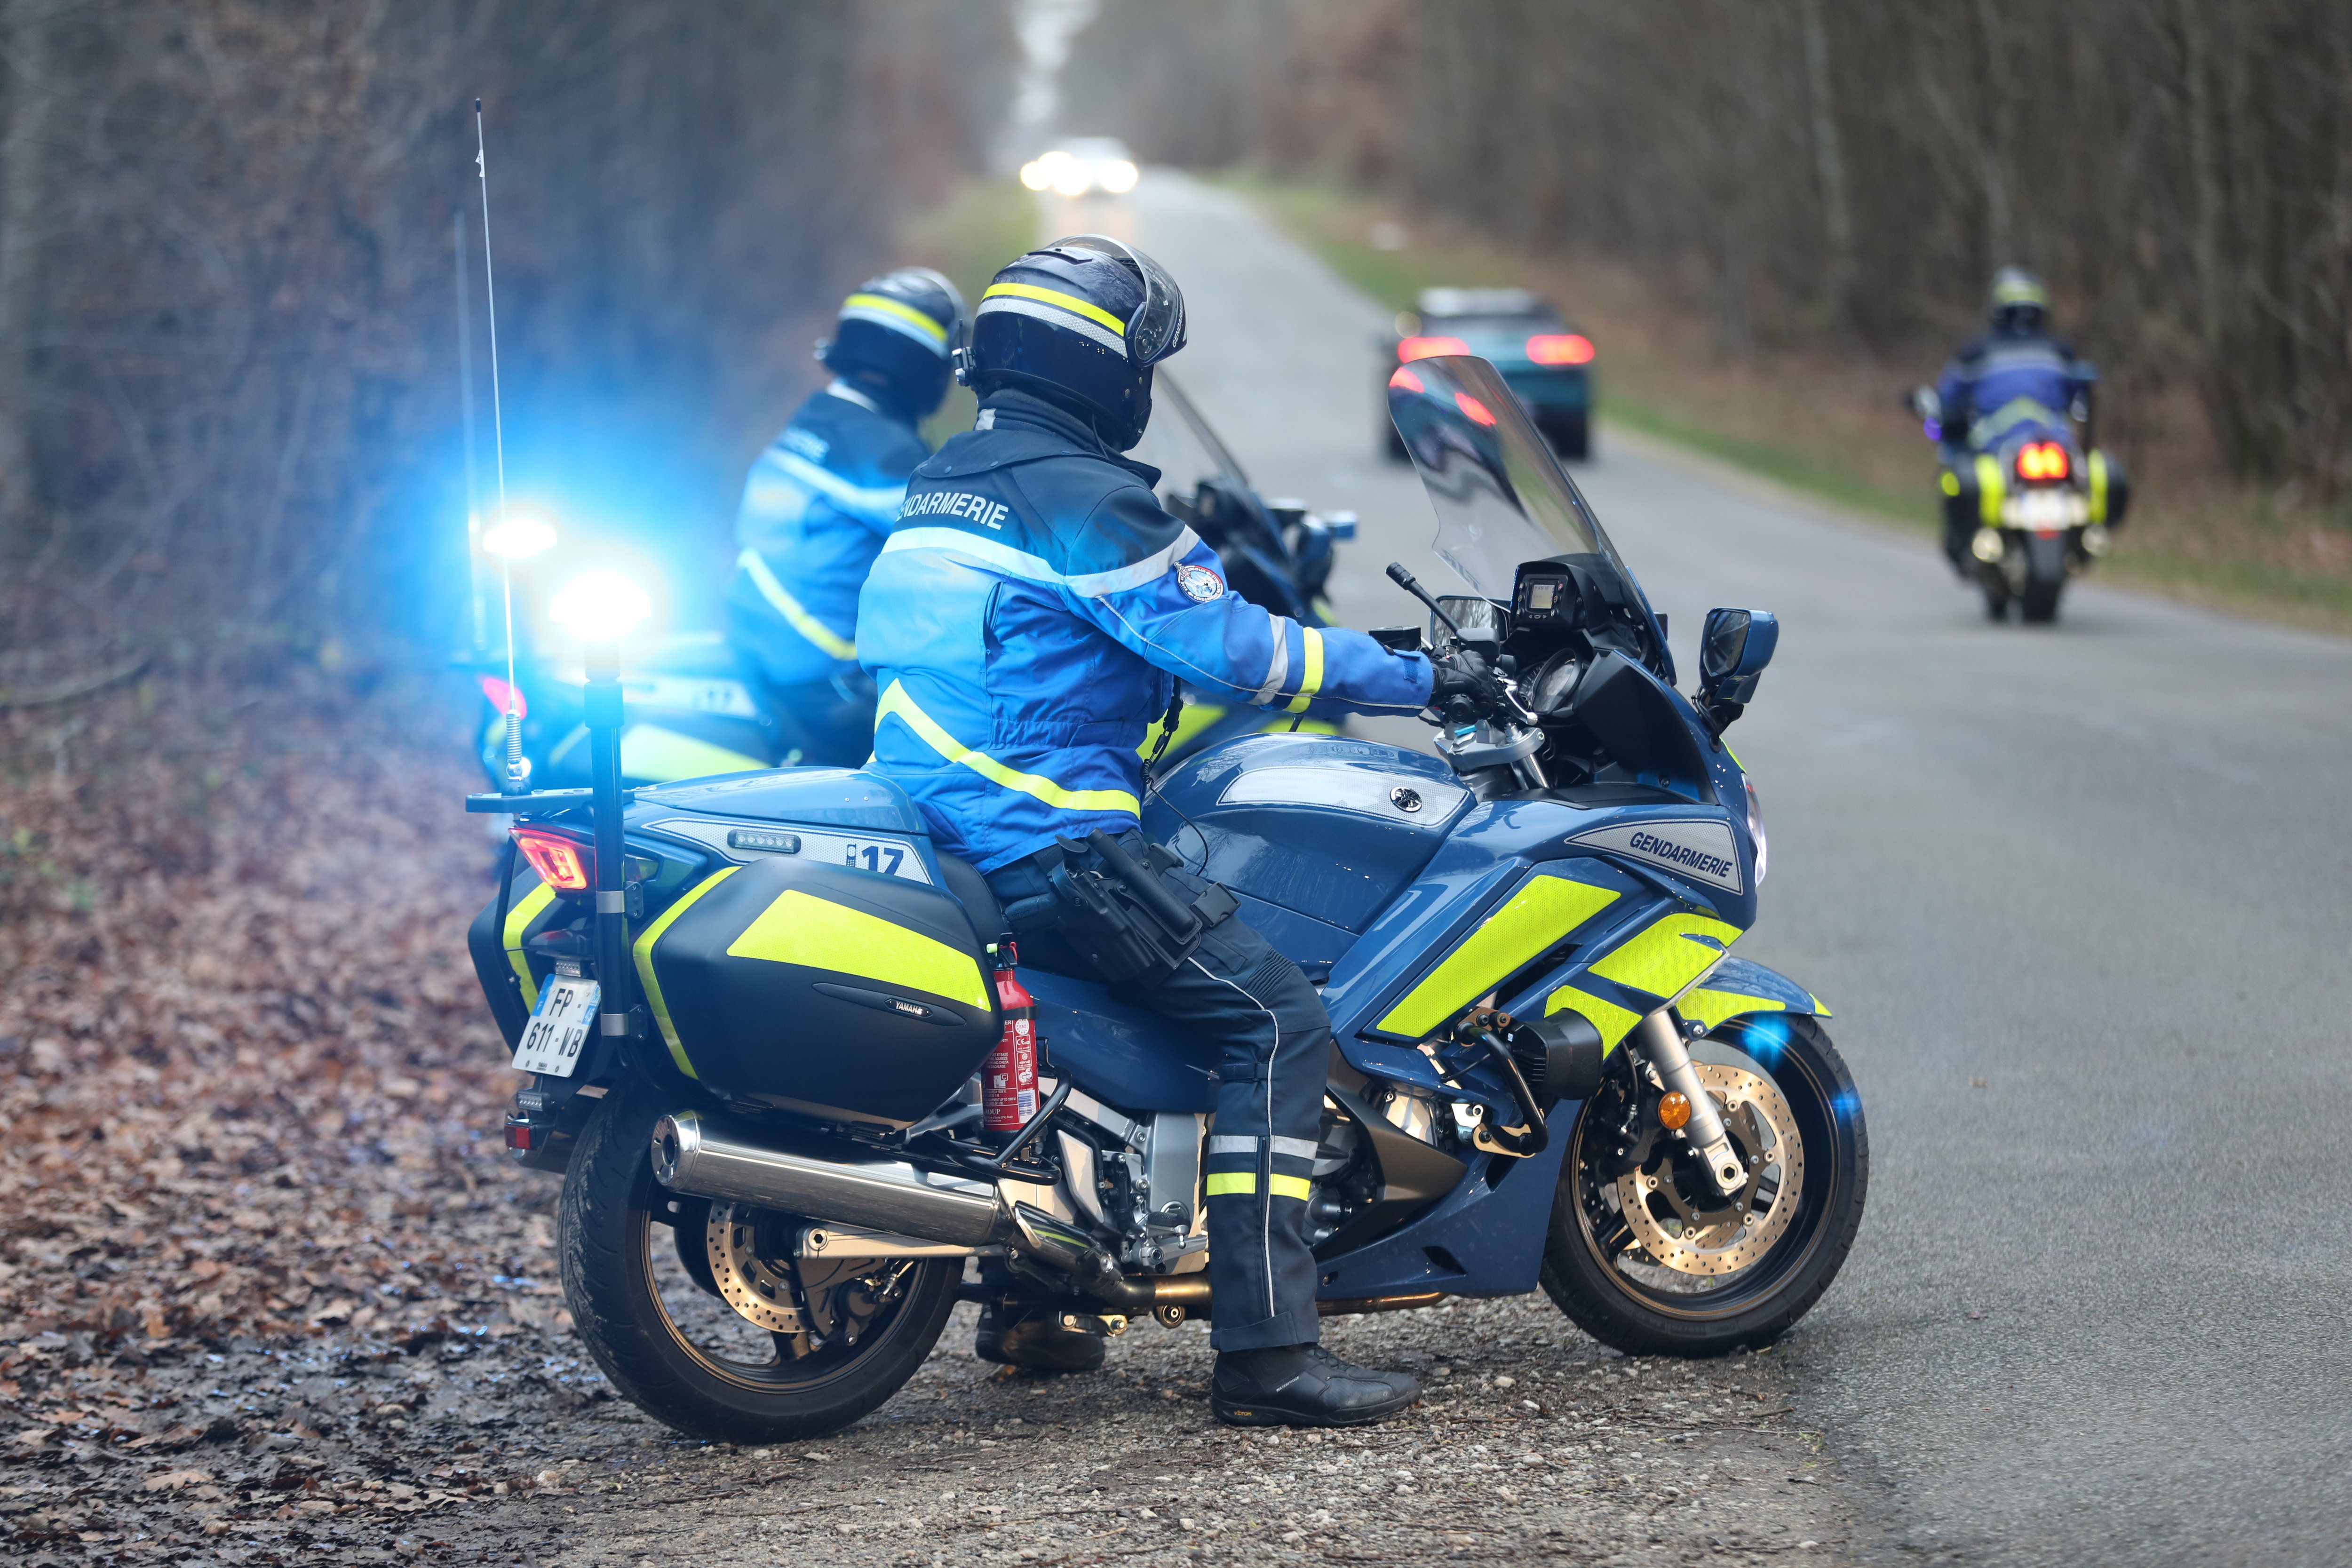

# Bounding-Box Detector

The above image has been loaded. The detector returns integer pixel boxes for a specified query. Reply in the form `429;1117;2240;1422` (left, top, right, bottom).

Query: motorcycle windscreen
1131;367;1249;491
1387;355;1672;682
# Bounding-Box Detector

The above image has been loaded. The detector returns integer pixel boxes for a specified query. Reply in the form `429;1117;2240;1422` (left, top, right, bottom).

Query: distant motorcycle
469;373;1358;789
469;355;1864;1443
1907;384;2130;624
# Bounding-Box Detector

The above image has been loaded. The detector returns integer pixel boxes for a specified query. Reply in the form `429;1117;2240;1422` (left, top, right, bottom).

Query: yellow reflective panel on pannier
726;888;990;1011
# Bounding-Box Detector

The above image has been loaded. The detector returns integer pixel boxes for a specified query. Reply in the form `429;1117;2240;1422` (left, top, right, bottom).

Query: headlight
1051;165;1092;197
1019;160;1049;191
1101;159;1139;193
1745;779;1767;886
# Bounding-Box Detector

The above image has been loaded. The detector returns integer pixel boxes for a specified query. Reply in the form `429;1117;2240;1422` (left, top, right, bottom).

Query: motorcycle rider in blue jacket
858;237;1499;1425
725;269;965;765
1929;267;2102;570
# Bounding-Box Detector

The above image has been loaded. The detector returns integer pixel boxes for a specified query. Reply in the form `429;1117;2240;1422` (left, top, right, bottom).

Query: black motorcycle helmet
960;235;1188;450
1987;266;2052;336
818;267;967;424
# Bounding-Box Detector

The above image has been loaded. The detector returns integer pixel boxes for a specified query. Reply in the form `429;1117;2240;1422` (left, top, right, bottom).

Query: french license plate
512;975;599;1077
2003;489;2083;529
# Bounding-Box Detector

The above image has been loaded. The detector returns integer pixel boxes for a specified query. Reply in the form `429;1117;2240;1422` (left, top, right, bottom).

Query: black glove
1427;650;1506;716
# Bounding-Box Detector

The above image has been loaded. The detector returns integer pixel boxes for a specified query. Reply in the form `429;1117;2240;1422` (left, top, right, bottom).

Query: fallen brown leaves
0;668;545;1382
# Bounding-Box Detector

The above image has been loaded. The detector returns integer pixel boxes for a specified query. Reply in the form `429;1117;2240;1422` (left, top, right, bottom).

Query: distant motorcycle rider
1926;267;2104;570
857;237;1494;1425
726;268;965;764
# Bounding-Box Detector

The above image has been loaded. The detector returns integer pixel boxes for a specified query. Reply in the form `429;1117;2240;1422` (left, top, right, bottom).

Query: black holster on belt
1017;830;1238;989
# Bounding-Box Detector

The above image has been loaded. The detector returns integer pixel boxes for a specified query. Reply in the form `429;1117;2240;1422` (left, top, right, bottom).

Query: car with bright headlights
1020;137;1141;198
1383;287;1595;460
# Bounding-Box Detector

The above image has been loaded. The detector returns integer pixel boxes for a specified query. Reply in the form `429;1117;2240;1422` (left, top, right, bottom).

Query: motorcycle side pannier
635;854;999;1124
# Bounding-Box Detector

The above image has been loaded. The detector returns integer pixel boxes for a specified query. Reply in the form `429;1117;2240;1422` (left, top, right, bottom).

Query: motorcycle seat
935;850;1007;946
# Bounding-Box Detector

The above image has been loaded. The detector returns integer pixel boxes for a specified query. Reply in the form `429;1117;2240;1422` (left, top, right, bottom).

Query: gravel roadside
6;1282;1863;1566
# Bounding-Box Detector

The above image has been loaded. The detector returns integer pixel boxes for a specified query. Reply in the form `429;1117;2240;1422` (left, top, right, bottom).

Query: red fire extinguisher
983;941;1039;1135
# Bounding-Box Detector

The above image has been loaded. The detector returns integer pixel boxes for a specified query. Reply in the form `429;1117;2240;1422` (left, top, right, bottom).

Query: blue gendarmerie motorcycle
468;354;1866;1442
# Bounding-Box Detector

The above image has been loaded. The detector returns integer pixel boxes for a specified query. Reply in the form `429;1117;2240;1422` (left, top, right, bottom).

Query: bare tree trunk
0;0;56;540
1796;0;1854;329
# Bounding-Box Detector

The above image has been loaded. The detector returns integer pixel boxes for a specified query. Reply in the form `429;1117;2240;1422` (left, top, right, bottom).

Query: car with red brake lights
1382;287;1594;461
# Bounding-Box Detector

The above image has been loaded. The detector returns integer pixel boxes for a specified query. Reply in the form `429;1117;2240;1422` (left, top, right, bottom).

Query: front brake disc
1614;1064;1803;1278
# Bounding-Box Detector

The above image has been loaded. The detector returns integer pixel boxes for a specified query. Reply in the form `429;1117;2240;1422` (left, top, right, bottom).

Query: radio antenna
454;209;484;654
475;98;524;792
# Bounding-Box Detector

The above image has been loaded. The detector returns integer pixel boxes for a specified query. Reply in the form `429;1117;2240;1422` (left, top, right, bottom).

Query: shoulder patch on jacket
1175;562;1224;602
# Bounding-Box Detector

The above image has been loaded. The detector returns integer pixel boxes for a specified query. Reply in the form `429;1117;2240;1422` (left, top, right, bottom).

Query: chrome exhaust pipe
652;1110;1009;1249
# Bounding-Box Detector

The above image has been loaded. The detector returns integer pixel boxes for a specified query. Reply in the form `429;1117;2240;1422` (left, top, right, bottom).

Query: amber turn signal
1657;1090;1692;1130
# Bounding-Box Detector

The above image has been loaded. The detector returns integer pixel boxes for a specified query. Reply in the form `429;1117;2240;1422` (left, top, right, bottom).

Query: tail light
1388;366;1425;393
2016;441;2070;482
1454;392;1498;427
513;828;592;891
1525;333;1594;366
1398;335;1469;362
477;674;527;720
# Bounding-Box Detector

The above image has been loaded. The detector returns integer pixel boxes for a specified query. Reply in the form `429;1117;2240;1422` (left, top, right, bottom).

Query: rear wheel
1540;1014;1866;1356
558;1090;960;1443
2019;569;2064;624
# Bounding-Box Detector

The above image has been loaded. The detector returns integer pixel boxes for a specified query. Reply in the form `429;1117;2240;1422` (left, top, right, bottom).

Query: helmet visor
1058;233;1187;366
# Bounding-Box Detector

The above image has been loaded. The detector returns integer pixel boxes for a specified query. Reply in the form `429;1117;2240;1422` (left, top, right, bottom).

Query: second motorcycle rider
726;268;966;766
858;236;1493;1426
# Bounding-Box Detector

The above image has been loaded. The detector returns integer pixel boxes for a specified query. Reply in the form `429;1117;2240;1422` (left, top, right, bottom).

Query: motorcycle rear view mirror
1905;385;1940;422
1435;595;1502;651
1699;608;1778;709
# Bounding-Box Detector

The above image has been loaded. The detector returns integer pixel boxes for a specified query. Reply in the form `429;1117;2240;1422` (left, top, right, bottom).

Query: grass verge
1223;173;2352;637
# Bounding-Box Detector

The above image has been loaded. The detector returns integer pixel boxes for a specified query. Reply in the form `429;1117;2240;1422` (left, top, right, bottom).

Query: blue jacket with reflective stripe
858;390;1434;873
1935;332;2088;454
727;382;927;686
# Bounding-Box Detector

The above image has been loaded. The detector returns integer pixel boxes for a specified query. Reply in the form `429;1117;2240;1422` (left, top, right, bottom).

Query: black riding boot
1212;1344;1422;1427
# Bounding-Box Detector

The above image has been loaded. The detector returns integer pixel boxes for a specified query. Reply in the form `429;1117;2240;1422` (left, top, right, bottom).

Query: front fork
1628;1010;1748;1199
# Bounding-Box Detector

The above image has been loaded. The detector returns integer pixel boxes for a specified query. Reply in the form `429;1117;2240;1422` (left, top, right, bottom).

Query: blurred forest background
0;0;1012;686
1065;0;2352;615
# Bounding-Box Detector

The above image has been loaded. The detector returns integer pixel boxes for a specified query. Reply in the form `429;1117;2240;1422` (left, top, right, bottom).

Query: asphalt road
1059;173;2352;1566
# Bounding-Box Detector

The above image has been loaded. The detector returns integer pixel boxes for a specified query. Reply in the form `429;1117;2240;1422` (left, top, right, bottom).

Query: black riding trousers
986;844;1330;1351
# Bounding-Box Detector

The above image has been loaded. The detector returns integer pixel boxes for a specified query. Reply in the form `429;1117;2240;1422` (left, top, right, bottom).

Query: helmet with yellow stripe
818;267;967;422
1986;265;2052;336
961;235;1188;451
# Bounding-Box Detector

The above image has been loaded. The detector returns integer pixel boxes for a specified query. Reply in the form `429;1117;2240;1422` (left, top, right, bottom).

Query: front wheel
557;1090;961;1443
1540;1014;1866;1356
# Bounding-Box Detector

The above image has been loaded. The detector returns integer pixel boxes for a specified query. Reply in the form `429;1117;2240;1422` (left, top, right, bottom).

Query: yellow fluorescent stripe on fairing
982;282;1127;337
632;866;740;1080
1587;913;1744;1001
727;887;991;1011
1975;454;2005;524
1134;700;1227;758
502;881;557;1008
1284;627;1326;714
1376;875;1622;1038
841;292;947;344
2088;451;2110;522
738;547;857;661
1203;1172;1313;1201
618;725;769;784
877;680;1140;818
1544;984;1643;1056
